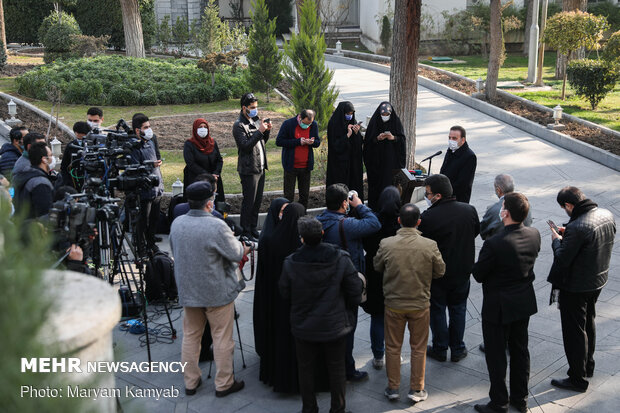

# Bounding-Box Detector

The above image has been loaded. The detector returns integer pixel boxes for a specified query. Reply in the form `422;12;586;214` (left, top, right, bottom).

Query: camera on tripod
108;161;160;192
48;196;97;246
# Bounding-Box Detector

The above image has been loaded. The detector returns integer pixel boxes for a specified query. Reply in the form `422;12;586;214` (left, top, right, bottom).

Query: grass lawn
160;149;324;193
423;52;620;131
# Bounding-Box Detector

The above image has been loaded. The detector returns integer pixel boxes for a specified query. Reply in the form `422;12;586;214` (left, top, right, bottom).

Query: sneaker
373;357;384;370
451;348;468;362
215;380;245;397
426;345;447;362
408;389;428;403
346;370;369;382
384;387;399;401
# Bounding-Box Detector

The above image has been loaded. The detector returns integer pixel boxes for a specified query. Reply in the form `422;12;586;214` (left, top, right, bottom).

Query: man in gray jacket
480;174;532;240
170;181;250;397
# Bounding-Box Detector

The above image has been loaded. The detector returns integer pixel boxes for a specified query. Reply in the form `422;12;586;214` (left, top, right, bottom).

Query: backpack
145;250;178;303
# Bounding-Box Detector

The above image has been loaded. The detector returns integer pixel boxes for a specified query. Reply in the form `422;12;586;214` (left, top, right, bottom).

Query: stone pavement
113;61;620;413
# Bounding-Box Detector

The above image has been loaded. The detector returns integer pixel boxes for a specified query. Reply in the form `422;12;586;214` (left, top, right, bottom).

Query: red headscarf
189;118;215;154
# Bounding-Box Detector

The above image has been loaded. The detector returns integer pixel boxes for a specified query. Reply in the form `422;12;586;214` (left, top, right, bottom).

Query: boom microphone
420;151;442;163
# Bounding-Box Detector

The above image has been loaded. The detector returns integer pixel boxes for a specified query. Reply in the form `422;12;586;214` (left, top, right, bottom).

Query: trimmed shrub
589;1;620;32
16;55;249;106
603;30;620;63
567;59;619;110
5;0;54;44
69;34;109;57
39;11;82;63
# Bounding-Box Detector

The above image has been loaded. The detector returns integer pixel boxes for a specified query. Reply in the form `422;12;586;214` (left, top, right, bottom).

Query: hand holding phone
547;220;559;233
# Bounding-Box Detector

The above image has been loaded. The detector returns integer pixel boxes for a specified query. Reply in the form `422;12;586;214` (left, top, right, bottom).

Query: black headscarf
377;185;402;231
363;101;407;209
259;197;289;242
328;101;356;135
269;202;306;257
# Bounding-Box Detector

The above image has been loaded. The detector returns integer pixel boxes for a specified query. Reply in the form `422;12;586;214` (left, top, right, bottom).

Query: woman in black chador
362;186;402;369
362;102;406;210
254;202;306;393
326;101;364;200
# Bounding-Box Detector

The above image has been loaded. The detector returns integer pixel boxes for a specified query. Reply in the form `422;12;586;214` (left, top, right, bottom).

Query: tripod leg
207;359;213;379
234;306;246;369
162;297;177;340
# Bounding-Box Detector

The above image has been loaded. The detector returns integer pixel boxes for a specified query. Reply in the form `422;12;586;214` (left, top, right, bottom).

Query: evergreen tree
0;39;6;71
283;0;337;129
197;0;228;57
247;0;281;102
266;0;292;35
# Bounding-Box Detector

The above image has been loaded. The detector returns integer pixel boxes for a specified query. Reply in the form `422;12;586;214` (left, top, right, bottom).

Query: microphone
420;151;442;163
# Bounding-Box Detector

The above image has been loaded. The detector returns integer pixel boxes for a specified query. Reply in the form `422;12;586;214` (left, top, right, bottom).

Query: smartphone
547;220;560;232
264;118;271;123
357;121;363;125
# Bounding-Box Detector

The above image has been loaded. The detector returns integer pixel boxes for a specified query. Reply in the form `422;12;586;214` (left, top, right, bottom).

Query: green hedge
5;0;54;44
16;55;249;106
567;59;619;110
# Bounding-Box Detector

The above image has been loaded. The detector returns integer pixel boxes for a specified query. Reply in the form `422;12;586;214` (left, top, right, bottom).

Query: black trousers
559;289;601;388
296;336;346;413
239;172;265;234
283;168;311;209
482;317;530;411
137;197;160;254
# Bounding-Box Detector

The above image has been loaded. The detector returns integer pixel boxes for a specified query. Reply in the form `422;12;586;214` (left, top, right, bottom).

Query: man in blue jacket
276;109;321;209
0;126;27;179
317;183;381;382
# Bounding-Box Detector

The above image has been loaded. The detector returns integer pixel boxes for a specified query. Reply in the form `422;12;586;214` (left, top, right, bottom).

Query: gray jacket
480;196;533;240
170;209;245;307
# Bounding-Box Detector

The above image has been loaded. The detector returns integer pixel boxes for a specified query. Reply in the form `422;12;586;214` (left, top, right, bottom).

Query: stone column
527;0;540;83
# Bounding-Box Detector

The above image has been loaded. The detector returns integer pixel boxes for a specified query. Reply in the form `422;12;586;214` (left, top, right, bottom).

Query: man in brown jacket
374;203;446;404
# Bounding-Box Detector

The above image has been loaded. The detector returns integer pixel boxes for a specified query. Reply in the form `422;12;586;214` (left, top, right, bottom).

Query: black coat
473;224;541;324
60;138;85;191
183;139;225;202
440;141;477;203
548;199;616;293
418;197;480;288
0;142;21;178
14;166;54;219
363;102;406;210
326;101;364;200
233;110;269;175
280;243;362;342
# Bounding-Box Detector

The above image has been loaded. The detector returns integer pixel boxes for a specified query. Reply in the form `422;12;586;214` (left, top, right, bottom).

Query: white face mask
87;120;100;130
425;197;433;207
142;128;154;140
448;139;459;152
381;115;390;122
498;208;505;221
197;127;208;138
47;156;57;171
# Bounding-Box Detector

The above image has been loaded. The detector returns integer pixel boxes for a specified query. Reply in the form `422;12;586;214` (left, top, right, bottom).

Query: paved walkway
114;61;620;413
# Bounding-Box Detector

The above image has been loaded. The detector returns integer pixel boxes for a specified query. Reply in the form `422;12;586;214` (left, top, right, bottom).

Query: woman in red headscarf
183;118;225;202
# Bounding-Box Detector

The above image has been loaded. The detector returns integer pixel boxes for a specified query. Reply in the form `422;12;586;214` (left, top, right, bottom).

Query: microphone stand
420;151;443;176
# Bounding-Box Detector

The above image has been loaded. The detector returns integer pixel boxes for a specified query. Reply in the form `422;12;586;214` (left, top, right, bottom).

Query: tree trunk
389;0;421;170
523;0;533;56
555;0;587;78
486;0;502;101
0;0;6;55
119;0;145;58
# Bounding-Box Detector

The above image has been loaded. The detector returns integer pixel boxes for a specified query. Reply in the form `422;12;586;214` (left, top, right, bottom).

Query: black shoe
586;370;594;378
185;377;202;396
451;348;468;362
215;380;245;397
550;378;587;393
474;402;507;413
509;400;527;413
346;370;369;382
479;343;485;353
426;345;447;362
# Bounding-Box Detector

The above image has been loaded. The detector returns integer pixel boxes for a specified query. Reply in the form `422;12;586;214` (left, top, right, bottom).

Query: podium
393;169;427;205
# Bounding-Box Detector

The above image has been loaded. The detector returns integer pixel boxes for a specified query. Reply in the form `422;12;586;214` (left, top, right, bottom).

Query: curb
324;54;620;172
0;92;75;140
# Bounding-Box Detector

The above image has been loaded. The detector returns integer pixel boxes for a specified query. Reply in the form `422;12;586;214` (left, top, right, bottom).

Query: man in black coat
439;125;477;203
548;186;616;393
60;121;91;191
13;142;54;219
418;174;480;363
280;216;362;413
233;93;272;241
473;192;541;413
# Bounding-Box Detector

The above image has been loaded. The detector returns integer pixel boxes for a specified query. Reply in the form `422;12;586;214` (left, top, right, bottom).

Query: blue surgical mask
248;108;258;118
345;114;353;121
299;122;310;130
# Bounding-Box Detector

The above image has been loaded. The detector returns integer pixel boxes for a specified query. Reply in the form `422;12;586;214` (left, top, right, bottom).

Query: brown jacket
374;227;445;312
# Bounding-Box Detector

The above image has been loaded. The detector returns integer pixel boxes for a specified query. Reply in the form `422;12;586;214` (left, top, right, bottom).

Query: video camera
108;161;160;192
48;196;97;246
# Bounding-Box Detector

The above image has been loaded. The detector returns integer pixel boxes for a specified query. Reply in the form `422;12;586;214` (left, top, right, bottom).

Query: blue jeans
370;314;385;359
429;280;470;356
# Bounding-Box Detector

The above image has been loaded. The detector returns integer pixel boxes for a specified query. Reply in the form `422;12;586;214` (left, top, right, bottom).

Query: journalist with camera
170;181;250;397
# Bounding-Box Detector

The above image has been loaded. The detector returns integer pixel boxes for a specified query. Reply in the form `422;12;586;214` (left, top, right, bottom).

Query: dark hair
424;174;453;198
131;113;149;133
188;197;211;210
240;93;257;107
298;216;323;246
503;192;529;223
399;203;420;227
29;141;49;167
450;125;466;139
73;121;91;135
9;126;27;143
53;185;77;202
23;132;46;151
325;183;349;210
300;109;315;121
556;186;585;207
196;173;216;186
87;107;103;117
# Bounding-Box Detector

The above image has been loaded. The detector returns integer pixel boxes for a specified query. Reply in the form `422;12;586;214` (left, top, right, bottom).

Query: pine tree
247;0;281;102
283;0;337;129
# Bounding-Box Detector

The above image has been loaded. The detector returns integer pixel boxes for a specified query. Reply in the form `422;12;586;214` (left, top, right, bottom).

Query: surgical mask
345;114;353;121
299;122;310;130
142;128;154;140
381;115;390;122
498;208;505;221
87;120;99;129
19;144;24;151
47;156;57;170
197;127;208;138
346;203;351;214
448;140;459;152
248;108;258;118
425;197;432;207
